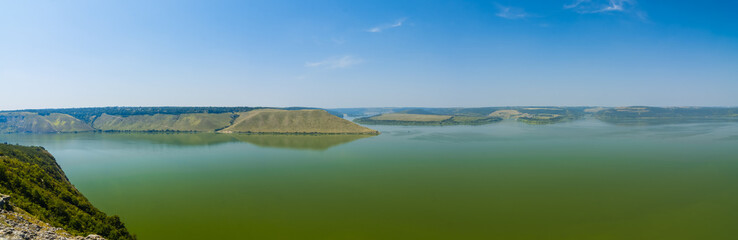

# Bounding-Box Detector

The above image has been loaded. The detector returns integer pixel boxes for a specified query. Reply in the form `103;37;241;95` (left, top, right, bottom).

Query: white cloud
495;5;529;19
564;0;588;10
305;56;362;69
367;18;407;33
564;0;635;14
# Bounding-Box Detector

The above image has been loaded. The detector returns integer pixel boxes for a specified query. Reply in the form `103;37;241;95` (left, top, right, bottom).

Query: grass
92;113;234;132
488;110;529;119
220;109;378;134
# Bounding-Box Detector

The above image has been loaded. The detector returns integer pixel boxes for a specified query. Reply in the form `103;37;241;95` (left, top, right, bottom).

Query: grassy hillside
488;110;530;119
0;143;134;239
0;112;94;133
220;109;378;134
92;113;234;132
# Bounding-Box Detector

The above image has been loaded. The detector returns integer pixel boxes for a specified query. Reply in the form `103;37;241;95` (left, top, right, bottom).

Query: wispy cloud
305;56;362;69
367;18;407;33
495;4;529;19
564;0;635;14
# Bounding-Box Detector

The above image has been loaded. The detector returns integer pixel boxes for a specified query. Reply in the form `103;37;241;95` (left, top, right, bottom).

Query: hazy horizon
2;0;737;110
4;104;738;112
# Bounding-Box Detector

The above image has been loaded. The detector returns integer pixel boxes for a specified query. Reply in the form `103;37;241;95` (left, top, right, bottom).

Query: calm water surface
2;119;738;239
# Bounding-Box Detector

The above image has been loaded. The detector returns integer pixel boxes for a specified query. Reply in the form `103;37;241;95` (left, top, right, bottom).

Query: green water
2;119;738;239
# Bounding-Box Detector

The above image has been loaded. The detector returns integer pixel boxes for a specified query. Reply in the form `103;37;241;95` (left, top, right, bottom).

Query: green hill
92;113;234;132
0;143;134;239
0;107;378;134
220;109;378;134
0;112;94;133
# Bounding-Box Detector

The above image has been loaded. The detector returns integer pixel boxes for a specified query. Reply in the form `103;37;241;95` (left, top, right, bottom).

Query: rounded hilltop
219;109;379;134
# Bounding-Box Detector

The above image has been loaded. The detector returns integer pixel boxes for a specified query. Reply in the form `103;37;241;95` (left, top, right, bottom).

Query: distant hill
596;106;738;125
0;112;94;133
4;106;738;132
0;143;134;239
354;112;502;126
2;107;259;123
92;113;234;132
0;107;378;134
351;107;588;125
219;109;378;134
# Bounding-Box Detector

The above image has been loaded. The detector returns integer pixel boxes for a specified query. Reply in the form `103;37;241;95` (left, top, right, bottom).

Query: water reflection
0;133;375;150
598;118;738;126
232;134;372;150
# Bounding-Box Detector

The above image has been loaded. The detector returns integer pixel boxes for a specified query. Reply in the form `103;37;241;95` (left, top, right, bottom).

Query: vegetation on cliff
0;143;134;239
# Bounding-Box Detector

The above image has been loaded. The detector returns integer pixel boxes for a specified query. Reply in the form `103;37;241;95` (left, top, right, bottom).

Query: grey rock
0;209;107;240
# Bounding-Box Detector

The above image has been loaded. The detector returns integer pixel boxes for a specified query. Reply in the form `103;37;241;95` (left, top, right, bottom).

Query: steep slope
92;113;234;132
0;143;134;239
220;109;378;134
488;110;529;119
1;208;106;239
0;112;94;133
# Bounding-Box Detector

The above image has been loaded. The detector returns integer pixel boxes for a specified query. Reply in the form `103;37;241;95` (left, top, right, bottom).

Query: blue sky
1;0;737;110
